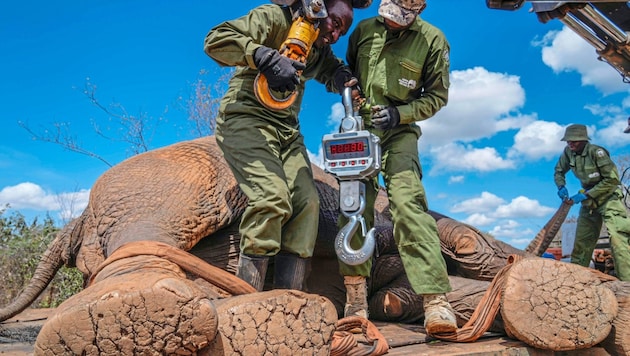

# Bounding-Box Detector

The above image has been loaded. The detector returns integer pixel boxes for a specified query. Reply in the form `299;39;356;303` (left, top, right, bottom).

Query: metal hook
335;196;376;266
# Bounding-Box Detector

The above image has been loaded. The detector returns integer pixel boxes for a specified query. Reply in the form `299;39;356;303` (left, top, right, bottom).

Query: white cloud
449;192;556;249
419;66;528;146
451;192;555;219
584;103;624;117
494;196;556;218
450;191;505;214
429;143;515;173
537;27;629;94
508;120;565;160
328;102;345;128
595;120;630;147
0;182;89;221
488;220;534;247
56;190;91;222
462;213;495;227
448;175;464;184
308;149;324;170
0;182;57;210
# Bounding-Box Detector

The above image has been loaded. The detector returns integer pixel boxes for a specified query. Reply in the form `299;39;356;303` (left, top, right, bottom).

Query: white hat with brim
378;0;424;26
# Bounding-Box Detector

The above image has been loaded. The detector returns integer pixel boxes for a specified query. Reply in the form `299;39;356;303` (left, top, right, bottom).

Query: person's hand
557;186;569;201
371;105;400;130
570;191;588;204
253;46;305;92
333;66;358;93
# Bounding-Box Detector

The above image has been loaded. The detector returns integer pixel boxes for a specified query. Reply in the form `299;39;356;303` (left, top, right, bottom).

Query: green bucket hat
561;124;590;141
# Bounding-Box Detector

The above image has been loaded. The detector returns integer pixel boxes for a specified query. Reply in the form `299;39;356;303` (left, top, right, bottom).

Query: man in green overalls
204;0;360;291
340;0;457;335
554;123;630;281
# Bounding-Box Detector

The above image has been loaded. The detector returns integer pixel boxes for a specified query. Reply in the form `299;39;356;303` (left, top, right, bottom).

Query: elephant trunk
0;231;67;322
524;201;572;256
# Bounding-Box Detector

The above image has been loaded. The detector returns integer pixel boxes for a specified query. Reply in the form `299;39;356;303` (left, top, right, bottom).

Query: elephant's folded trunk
0;232;66;322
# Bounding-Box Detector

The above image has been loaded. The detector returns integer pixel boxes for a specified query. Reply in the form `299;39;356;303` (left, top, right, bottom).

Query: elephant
1;135;629;354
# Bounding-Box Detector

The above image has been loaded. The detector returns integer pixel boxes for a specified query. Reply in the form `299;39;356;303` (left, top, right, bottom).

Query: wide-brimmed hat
379;0;426;26
561;124;590;141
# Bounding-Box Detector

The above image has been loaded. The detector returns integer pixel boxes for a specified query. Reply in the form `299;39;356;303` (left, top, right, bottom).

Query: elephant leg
501;257;617;351
208;289;338;355
34;255;219;355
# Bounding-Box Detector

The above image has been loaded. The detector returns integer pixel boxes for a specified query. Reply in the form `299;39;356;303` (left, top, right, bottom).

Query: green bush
0;208;83;308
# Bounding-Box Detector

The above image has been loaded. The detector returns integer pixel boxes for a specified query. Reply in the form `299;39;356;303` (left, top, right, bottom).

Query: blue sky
1;1;629;249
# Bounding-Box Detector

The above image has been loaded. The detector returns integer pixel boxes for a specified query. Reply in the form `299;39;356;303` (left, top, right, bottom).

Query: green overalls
341;15;452;294
554;143;630;281
204;4;344;258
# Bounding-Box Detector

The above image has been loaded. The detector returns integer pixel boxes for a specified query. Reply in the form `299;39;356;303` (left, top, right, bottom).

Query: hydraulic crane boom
487;1;630;83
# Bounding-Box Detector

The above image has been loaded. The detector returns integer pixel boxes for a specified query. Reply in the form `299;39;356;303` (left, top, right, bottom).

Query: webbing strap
331;316;390;356
431;255;523;342
88;240;256;295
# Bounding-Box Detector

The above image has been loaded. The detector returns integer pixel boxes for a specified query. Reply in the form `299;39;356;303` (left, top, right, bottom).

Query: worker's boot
343;275;369;318
236;253;269;292
423;293;457;335
273;252;309;290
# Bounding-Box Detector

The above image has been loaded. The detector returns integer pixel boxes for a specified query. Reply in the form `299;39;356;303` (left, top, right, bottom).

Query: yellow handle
253;73;298;111
253;16;319;111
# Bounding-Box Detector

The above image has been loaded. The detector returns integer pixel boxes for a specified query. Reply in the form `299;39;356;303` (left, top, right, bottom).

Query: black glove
333;65;358;93
371;105;400;130
253;46;305;92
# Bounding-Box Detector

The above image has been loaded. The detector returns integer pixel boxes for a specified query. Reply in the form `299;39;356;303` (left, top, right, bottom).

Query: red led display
329;142;366;154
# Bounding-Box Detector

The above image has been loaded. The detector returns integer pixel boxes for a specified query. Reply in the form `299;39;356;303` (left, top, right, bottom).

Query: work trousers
571;194;630;281
338;126;451;294
215;115;319;258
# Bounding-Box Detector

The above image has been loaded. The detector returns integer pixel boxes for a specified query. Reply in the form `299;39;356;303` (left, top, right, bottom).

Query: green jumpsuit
341;15;452;294
554;143;630;281
204;4;345;258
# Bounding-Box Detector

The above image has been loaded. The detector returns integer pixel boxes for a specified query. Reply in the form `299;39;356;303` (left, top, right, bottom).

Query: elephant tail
524;201;572;256
0;229;68;322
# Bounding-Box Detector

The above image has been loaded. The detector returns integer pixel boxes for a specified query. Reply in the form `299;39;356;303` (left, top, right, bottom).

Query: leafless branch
18;121;114;167
177;69;231;138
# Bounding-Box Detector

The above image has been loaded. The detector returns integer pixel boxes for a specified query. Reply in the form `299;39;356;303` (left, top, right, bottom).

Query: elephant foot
208;289;338;355
502;257;618;351
383;291;403;317
369;286;423;324
35;255;218;355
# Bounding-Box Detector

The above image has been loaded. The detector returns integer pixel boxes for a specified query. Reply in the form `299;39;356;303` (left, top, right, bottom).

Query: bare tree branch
19;72;227;169
18;121;114;167
82;79;162;156
177;69;231;138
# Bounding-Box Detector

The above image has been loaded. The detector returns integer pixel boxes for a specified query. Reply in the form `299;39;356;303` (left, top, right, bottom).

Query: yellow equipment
254;0;326;111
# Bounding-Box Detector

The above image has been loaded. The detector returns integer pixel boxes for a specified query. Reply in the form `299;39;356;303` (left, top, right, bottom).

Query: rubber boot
423;293;457;336
273;253;309;290
343;275;368;318
236;253;269;292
